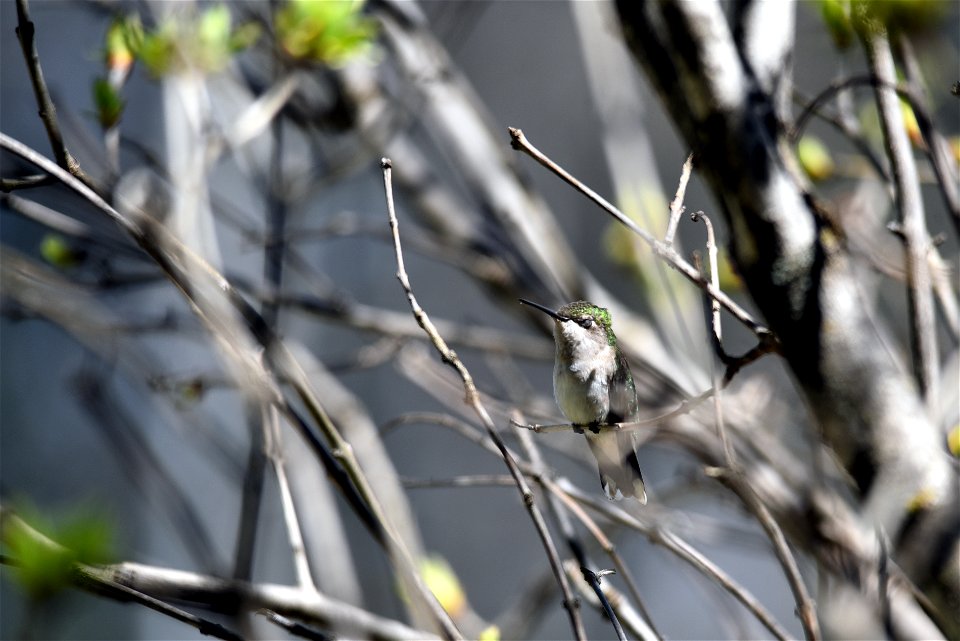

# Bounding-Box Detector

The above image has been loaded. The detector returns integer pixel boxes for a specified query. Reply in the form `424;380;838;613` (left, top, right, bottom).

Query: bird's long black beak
518;298;568;322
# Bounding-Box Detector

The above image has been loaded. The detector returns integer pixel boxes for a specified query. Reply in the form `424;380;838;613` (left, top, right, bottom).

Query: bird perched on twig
520;299;647;503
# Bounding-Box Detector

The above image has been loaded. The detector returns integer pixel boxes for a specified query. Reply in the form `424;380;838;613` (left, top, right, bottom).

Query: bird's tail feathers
585;431;647;503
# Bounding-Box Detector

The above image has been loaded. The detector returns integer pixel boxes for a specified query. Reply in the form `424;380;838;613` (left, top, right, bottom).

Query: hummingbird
520;299;647;503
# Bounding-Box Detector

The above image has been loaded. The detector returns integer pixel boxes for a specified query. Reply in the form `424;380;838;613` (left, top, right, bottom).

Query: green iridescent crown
558;300;615;346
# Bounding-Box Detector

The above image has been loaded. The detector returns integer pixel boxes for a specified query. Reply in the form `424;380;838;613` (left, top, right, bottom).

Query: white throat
552;321;616;424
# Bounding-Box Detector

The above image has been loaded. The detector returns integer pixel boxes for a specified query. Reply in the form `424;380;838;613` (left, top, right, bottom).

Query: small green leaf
817;0;854;49
195;4;233;69
117;14;145;59
899;98;922;148
276;0;377;64
948;424;960;458
40;234;80;268
797;135;835;181
92;78;125;130
199;5;232;48
5;507;115;601
7;525;74;600
478;625;501;641
420;555;466;618
120;6;259;76
105;18;136;72
229;22;262;52
136;23;178;77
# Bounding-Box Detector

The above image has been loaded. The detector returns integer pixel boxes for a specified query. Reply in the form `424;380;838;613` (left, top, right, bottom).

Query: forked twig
541;477;661;641
381;157;587;641
559;483;793;641
508;126;775;342
515;417;636;641
693;211;820;640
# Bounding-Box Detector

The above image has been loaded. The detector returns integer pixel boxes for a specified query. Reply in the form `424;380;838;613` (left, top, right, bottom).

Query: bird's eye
579;318;593;329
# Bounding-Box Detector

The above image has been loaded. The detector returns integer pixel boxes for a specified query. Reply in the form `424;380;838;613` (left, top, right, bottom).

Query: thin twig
1;174;53;191
512;386;716;434
14;0;89;186
266;406;317;592
0;132;461;641
515;416;631;641
381;157;587;641
790;75;909;144
877;533;894;638
233;402;267;582
664;153;695;246
693;212;820;641
791;87;891;184
689;210;778;385
720;339;779;386
863;27;939;411
579;566;627;641
561;482;793;641
508;127;774;341
793;71;959;236
258;609;332;641
893;34;960;235
402;474;518;489
691;214;733;466
232;82;294;583
543;478;662;641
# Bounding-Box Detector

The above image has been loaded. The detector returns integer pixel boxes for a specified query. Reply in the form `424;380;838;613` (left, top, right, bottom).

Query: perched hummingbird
520;299;647;503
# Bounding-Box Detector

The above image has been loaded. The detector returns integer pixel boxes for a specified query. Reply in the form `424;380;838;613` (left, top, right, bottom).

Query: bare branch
664;153;695;246
258;609;332;641
512;386;716;434
0;132;460;640
516;418;636;641
614;3;955;635
862;25;939;411
508;126;774;341
14;0;90;186
543;477;662;641
265;406;317;592
694;210;821;641
560;482;794;641
1;506;245;641
381;157;587;641
1;174;53;191
791;72;960;235
895;35;960;231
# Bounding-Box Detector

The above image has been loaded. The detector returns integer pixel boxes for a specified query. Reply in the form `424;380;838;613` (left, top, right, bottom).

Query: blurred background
1;1;957;640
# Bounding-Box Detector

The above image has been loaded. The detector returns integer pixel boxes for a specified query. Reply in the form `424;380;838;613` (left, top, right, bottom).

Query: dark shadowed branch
614;1;955;637
13;0;90;187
